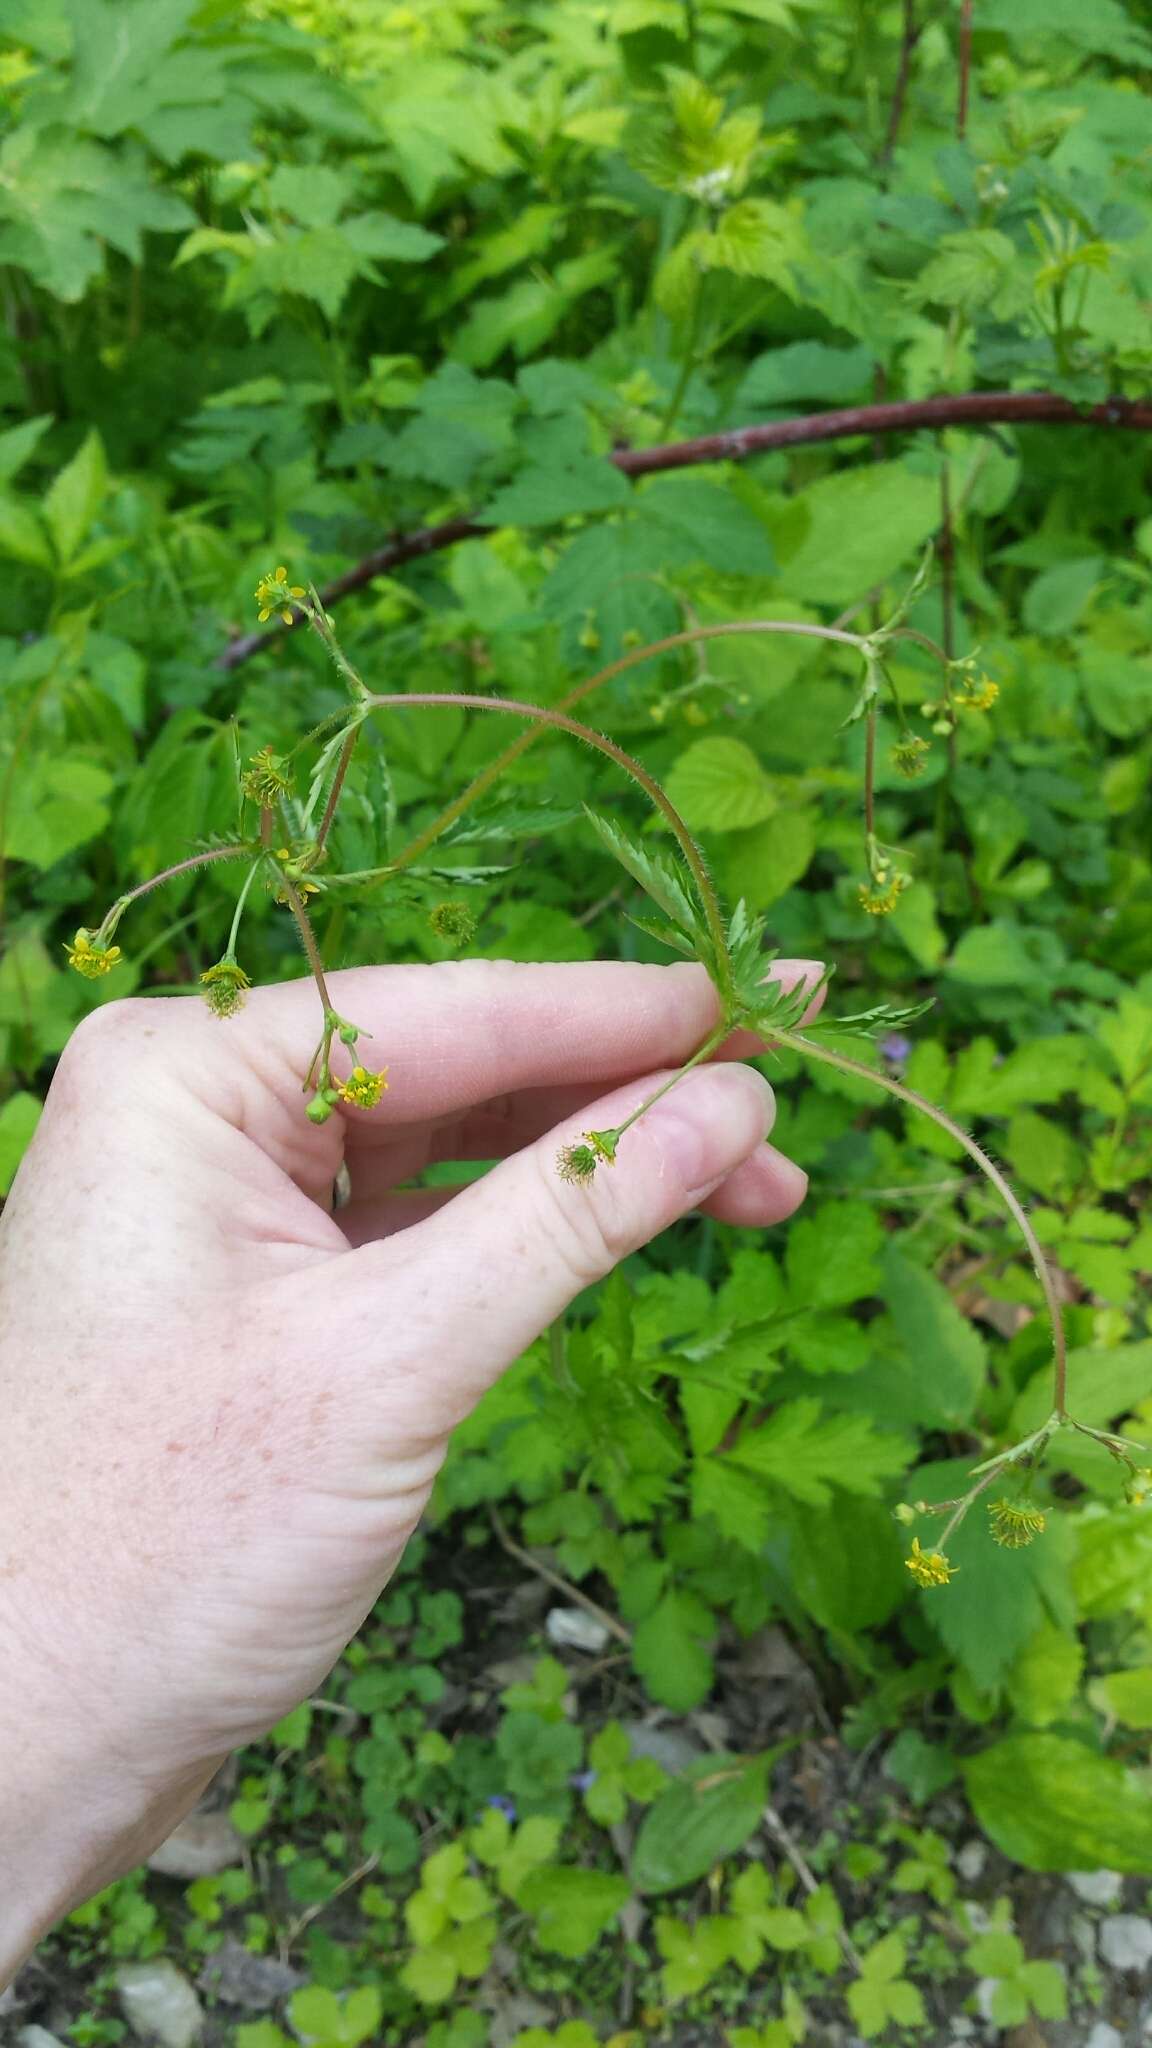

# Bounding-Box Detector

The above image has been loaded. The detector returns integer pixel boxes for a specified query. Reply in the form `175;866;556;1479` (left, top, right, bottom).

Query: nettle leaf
776;461;941;608
481;454;632;527
665;737;776;832
726;1399;909;1508
912;229;1031;321
518;1867;630;1958
639;474;776;577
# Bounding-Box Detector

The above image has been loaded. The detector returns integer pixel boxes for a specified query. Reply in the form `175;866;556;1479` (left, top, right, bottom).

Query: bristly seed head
200;956;252;1019
891;734;931;779
429;900;477;947
988;1497;1047;1548
242;746;294;808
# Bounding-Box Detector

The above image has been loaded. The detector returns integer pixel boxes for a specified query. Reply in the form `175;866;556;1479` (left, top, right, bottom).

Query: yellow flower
200;957;251;1019
988;1498;1046;1548
64;928;122;980
337;1064;388;1109
904;1537;958;1589
858;870;909;917
255;565;306;625
958;673;999;713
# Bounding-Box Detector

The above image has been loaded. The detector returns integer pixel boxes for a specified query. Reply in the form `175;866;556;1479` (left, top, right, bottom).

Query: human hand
0;955;820;1965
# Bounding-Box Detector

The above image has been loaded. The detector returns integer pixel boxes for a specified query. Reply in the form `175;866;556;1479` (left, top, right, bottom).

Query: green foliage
12;0;1152;2036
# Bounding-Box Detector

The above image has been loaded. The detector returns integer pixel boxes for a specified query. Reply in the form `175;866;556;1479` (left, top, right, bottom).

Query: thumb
335;1061;776;1414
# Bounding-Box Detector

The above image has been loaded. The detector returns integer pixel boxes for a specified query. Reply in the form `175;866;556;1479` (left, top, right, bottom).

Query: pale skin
0;954;822;1983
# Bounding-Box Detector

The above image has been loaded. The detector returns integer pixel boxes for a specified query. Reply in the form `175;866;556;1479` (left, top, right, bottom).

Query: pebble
1067;1869;1125;1906
147;1810;245;1879
544;1605;610;1653
1085;2024;1125;2048
197;1941;304;2010
956;1840;987;1882
1099;1915;1152;1973
16;2030;69;2048
623;1720;704;1775
116;1960;204;2048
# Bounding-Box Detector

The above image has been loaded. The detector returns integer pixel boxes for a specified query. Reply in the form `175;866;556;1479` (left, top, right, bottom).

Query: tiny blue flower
570;1770;597;1791
880;1031;912;1068
486;1794;517;1821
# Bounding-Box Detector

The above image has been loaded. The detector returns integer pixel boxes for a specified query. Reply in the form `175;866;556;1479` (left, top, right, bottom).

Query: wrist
0;1680;217;1988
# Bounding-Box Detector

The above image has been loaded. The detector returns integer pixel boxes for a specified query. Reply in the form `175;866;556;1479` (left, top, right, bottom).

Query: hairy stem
389;619;867;877
280;875;334;1013
773;1028;1067;1414
365;688;733;1001
225;856;265;959
315;728;360;853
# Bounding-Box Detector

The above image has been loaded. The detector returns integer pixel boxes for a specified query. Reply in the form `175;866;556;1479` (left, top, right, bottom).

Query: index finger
238;955;826;1135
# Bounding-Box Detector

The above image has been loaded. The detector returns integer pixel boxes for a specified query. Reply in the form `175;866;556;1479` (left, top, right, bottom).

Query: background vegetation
2;0;1152;2041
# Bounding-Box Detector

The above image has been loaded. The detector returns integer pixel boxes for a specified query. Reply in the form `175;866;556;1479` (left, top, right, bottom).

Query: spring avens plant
69;561;1150;1585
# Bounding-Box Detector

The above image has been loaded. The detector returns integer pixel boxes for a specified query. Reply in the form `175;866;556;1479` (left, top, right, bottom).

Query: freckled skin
0;957;819;1958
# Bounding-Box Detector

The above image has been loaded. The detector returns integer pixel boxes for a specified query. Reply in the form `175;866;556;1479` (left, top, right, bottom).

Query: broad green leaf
665;737;776;833
0;494;53;570
788;1498;908;1634
914;1459;1074;1690
518;1866;630;1957
726;810;815;908
1092;1667;1152;1728
1010;1339;1152;1438
632;1751;773;1894
0;414;53;485
639;475;776;577
43;429;107;566
966;1733;1152;1871
632;1589;715;1711
2;757;114;867
776;462;940;607
0;1092;42;1196
882;1248;985;1427
1006;1622;1084;1728
482;455;631;527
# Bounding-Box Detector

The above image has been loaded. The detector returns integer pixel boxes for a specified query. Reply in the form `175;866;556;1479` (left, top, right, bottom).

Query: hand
0;954;819;1968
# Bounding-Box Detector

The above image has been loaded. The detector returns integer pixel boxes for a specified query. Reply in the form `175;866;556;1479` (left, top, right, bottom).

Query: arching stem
772;1027;1067;1415
364;688;734;1004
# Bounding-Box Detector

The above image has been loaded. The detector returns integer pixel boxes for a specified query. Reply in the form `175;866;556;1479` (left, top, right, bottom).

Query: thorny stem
389;619;869;877
772;1028;1068;1415
365;688;734;1004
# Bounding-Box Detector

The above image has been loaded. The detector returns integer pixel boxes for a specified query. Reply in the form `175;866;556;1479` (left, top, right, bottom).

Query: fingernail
653;1065;775;1200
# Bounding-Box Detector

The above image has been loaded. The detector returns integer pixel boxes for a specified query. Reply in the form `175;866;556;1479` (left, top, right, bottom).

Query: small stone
1067;1869;1124;1906
1100;1914;1152;1973
956;1840;987;1882
197;1942;304;2011
16;2030;69;2048
117;1960;204;2048
622;1720;704;1775
147;1810;245;1879
544;1606;610;1653
1085;2024;1125;2048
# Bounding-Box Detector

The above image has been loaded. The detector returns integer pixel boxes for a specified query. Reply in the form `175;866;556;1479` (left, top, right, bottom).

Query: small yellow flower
241;746;294;808
958;673;999;713
858;870;909;917
64;928;122;980
200;957;251;1019
988;1497;1046;1548
904;1537;958;1589
337;1064;388;1109
255;565;306;625
1124;1467;1152;1507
